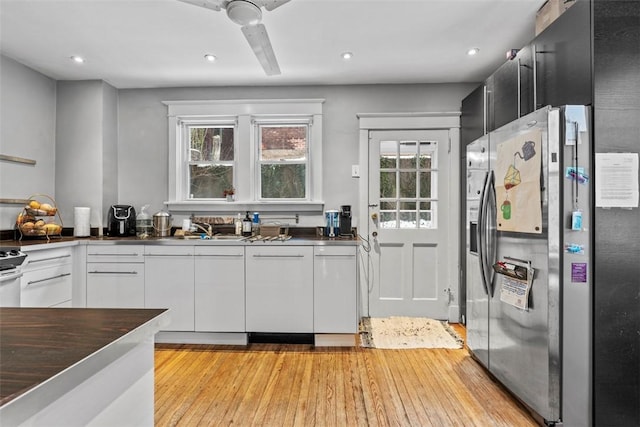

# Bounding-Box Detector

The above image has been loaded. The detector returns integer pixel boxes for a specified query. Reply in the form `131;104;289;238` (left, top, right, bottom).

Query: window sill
165;200;325;214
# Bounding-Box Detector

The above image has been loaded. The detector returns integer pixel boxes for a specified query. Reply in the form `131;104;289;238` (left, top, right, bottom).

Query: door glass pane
190;127;234;161
380;141;397;168
399;142;417;169
399;201;416;210
399;211;417;228
419;171;434;198
419;201;434;228
380;172;396;198
399;172;416;198
189;165;233;198
380;211;396;229
260;164;306;198
380;201;396;210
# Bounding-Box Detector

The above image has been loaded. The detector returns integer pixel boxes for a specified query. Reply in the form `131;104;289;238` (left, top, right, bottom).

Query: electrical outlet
351;164;360;178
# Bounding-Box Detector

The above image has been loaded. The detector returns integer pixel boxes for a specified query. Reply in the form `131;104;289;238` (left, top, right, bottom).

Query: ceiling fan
178;0;291;76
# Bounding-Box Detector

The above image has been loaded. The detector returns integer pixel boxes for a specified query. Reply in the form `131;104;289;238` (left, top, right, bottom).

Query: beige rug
359;316;463;349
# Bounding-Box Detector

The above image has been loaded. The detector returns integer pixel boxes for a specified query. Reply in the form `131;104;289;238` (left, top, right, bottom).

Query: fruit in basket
40;203;55;214
21;222;35;232
16;213;35;225
29;200;41;209
34;219;46;228
43;223;62;234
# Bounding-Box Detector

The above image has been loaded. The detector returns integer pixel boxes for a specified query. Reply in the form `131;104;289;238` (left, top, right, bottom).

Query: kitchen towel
74;207;91;237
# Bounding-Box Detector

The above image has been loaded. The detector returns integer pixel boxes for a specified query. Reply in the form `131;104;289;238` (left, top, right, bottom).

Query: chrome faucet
191;222;213;238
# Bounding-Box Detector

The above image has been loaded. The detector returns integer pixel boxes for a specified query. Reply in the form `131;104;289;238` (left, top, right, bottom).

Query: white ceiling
0;0;545;89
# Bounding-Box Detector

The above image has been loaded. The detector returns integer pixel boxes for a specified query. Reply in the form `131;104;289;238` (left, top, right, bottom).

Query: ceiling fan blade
177;0;224;12
240;24;281;76
260;0;292;12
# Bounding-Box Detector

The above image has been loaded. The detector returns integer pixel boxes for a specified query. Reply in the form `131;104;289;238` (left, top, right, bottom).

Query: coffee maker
339;205;352;237
107;205;136;237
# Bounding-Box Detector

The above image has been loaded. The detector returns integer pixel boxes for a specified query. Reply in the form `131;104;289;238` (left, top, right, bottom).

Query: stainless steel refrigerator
466;106;592;426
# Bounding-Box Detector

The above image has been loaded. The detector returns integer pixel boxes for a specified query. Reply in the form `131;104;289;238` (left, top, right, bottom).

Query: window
379;140;438;229
187;125;235;199
165;99;324;213
257;123;309;200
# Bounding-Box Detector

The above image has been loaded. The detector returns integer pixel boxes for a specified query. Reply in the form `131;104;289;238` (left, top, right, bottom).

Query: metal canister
152;210;172;237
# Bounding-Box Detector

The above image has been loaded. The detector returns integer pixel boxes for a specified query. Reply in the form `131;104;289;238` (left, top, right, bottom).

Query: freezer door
487;106;561;422
465;136;490;367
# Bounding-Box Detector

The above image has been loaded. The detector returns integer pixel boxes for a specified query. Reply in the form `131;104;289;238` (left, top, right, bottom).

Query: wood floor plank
155;327;539;427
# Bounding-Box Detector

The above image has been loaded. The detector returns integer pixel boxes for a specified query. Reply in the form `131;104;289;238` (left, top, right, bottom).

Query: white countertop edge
0;310;169;425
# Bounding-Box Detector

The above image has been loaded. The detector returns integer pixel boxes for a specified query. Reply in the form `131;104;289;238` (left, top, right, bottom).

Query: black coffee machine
107;205;136;237
339;205;352;237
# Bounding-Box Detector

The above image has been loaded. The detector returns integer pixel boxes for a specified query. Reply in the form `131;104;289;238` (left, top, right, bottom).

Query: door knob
371;212;378;221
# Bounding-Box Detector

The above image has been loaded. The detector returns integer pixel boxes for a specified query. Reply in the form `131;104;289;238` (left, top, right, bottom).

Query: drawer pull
195;254;243;257
29;254;71;263
88;271;138;275
27;273;71;286
252;254;304;258
145;254;193;257
315;254;356;258
87;253;140;257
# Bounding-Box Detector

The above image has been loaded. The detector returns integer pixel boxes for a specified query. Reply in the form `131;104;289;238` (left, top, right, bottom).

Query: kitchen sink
176;234;245;241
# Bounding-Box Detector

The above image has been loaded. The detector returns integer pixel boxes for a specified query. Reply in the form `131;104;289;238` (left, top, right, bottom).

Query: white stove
0;246;27;307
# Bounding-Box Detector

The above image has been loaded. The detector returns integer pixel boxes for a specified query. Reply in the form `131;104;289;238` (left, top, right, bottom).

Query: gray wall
117;84;475;227
0;55;56;230
0;53;475;231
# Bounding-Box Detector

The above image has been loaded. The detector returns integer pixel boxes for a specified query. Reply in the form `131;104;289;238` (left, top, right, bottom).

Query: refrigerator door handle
477;171;490;296
486;170;498;296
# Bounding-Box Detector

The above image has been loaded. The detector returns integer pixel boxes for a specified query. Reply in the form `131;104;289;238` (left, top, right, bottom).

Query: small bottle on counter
252;212;260;235
235;213;242;236
242;211;252;237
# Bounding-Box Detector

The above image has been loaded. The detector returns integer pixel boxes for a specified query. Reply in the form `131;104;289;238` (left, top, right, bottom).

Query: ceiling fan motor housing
226;0;262;26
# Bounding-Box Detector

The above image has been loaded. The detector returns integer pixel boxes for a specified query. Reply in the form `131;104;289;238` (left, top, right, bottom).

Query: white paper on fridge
595;153;639;208
495;128;543;234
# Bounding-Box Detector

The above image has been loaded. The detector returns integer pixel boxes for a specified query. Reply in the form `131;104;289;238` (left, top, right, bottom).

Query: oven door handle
0;270;23;283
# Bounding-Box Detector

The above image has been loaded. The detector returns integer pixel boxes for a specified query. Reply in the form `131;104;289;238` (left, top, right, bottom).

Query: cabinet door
532;0;591;108
144;246;194;331
491;59;520;130
21;263;72;307
87;263;145;308
194;246;245;332
461;84;487;146
245;246;313;333
313;246;357;333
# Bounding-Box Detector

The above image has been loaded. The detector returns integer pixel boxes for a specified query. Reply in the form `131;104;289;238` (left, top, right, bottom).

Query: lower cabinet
245;246;314;333
86;245;145;308
144;245;194;331
314;246;358;333
194;246;245;332
21;247;72;307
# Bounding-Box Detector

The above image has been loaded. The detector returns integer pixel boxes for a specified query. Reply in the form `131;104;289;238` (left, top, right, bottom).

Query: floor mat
359;316;463;349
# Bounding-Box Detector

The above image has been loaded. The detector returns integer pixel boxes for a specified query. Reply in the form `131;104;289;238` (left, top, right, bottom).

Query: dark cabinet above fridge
461;0;592;148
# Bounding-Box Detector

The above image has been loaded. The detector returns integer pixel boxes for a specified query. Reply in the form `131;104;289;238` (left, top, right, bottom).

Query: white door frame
357;112;461;322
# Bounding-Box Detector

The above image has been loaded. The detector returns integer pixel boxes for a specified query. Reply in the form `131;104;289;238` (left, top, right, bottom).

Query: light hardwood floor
155;326;539;426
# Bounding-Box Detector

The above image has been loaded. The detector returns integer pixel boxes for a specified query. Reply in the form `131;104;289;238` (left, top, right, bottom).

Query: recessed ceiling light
467;48;480;56
204;54;217;63
341;52;353;60
70;55;85;64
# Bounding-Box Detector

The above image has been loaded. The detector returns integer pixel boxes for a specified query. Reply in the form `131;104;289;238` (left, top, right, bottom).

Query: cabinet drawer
144;245;194;256
87;245;144;263
21;263;72;307
23;247;72;271
87;263;145;308
314;246;356;257
194;246;244;257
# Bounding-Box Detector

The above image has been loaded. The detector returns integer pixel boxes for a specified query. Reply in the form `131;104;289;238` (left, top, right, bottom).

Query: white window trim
164;99;325;213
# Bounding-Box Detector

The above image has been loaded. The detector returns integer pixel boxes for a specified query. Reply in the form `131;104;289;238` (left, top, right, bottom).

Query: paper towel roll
74;207;91;237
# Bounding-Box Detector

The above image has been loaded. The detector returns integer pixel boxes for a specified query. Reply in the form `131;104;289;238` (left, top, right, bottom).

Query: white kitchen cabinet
144;245;194;331
313;246;358;333
86;245;145;308
194;246;245;332
21;247;73;307
245;246;313;333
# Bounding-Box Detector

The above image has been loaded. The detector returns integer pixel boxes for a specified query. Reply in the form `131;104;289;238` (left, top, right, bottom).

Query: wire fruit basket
15;194;63;241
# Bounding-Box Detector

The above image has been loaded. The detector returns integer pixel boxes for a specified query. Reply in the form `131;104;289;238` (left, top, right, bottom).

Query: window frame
164;99;324;213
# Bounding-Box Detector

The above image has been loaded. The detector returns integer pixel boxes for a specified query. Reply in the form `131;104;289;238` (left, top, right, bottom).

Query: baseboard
155;332;248;345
